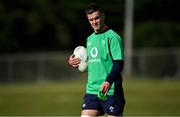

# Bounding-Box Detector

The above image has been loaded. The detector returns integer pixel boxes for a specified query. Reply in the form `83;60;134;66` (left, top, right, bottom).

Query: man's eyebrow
88;16;100;21
94;16;100;19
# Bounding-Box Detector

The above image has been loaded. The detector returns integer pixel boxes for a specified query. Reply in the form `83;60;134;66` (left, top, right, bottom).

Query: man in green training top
68;3;125;117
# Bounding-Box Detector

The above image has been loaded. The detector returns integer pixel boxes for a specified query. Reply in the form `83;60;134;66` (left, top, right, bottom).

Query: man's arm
100;60;124;95
105;60;124;85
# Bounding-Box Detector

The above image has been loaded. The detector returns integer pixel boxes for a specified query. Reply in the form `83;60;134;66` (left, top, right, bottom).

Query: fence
0;48;179;83
0;51;80;83
131;48;180;78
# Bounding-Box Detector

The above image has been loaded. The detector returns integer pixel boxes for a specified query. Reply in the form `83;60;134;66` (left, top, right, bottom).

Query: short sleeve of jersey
109;33;124;60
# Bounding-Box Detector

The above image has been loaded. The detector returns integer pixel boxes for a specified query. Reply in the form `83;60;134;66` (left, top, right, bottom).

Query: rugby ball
73;46;88;72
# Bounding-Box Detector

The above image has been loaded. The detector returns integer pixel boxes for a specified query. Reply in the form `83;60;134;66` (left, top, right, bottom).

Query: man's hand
100;81;111;96
68;54;81;68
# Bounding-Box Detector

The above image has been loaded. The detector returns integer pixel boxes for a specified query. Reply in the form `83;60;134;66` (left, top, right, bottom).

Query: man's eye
95;17;99;20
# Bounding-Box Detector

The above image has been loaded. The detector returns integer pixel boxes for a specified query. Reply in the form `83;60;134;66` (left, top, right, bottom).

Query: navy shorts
82;94;125;116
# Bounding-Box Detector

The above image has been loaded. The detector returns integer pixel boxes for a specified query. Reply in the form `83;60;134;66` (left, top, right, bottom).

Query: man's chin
94;28;100;32
92;25;99;29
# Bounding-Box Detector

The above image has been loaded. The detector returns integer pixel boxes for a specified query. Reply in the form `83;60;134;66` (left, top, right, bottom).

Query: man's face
87;11;105;32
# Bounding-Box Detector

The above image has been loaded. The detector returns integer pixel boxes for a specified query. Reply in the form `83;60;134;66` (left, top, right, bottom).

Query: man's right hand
68;54;81;68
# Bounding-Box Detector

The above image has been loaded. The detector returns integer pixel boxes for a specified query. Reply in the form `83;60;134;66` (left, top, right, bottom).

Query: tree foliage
134;0;180;48
0;0;179;53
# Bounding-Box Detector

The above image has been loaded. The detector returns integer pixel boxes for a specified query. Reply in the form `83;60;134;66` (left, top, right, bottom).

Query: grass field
0;78;180;116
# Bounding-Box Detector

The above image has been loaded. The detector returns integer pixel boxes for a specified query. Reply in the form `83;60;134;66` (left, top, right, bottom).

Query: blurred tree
134;22;180;48
135;0;180;22
134;0;180;48
0;0;125;53
0;0;179;53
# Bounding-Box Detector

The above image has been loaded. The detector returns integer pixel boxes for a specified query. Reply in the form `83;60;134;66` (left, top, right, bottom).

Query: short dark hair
85;3;103;15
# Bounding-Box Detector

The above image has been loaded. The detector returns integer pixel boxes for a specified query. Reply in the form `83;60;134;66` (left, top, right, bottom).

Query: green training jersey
86;29;124;95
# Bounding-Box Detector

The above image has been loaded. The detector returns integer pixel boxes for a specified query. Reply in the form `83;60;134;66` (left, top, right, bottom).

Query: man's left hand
100;81;111;96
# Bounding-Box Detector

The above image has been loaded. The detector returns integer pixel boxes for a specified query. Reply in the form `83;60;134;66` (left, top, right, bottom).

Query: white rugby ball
73;46;88;72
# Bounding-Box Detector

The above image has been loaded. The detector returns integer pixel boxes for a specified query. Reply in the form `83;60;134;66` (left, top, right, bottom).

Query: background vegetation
0;0;180;53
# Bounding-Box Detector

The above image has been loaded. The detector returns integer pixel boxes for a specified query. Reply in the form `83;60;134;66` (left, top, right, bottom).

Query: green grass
124;78;180;116
0;78;180;116
0;80;85;116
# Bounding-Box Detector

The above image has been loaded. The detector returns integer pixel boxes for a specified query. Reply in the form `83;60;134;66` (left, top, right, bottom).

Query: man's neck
95;25;109;34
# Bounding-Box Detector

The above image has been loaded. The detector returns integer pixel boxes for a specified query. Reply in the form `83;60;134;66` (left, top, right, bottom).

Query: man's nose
92;19;97;24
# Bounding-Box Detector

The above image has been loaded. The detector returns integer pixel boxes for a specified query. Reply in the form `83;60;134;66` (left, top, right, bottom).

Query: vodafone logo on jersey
90;47;98;58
